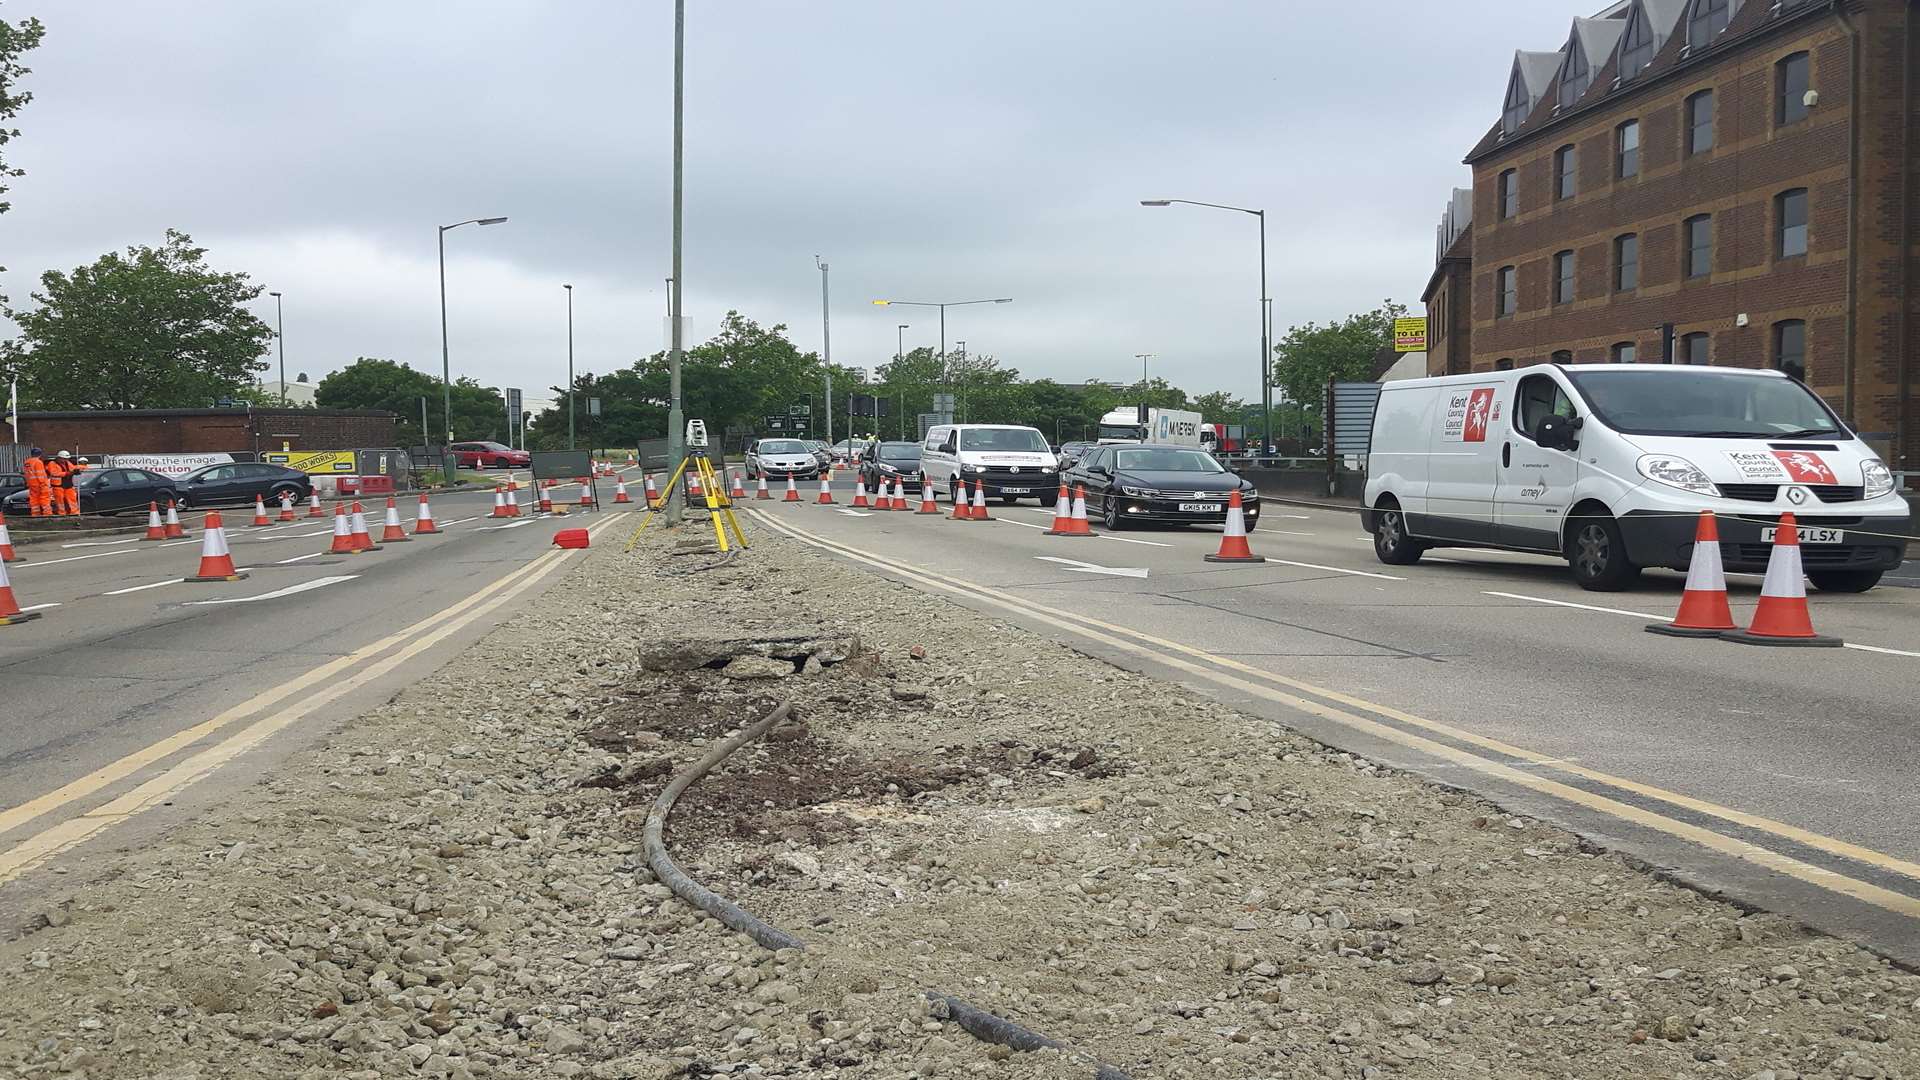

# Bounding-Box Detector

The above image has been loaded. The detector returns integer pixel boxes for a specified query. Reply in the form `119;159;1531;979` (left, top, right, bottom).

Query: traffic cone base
852;480;870;508
1204;490;1264;563
277;494;297;522
1721;512;1841;647
307;492;325;518
1647;511;1736;638
328;506;357;554
917;477;941;515
164;502;188;539
615;479;633;504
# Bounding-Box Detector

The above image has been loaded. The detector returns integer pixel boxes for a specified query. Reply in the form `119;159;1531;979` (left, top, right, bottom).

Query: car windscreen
877;444;921;461
959;428;1048;452
1114;448;1225;474
757;440;808;454
1565;370;1845;438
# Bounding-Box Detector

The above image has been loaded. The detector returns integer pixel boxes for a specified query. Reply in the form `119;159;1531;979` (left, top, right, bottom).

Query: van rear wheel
1567;512;1640;591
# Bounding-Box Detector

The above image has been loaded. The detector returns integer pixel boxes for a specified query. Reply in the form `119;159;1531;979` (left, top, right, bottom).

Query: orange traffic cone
852;479;870;508
729;471;747;500
164;500;188;539
277;492;297;522
687;473;705;501
1204;490;1264;563
1043;484;1072;534
1647;512;1736;637
250;494;272;528
755;473;771;500
539;484;554;514
579;480;596;508
490;487;510;518
1722;512;1842;647
1065;485;1094;536
506;482;522;517
644;473;662;509
949;480;973;520
185;512;248;582
379;497;412;543
918;475;941;515
784;475;801;502
817;476;835;505
890;479;909;511
141;502;167;542
414;493;441;535
307;491;325;518
970;480;992;521
614;478;632;504
349;500;380;552
0;550;40;624
328;504;357;554
0;512;18;562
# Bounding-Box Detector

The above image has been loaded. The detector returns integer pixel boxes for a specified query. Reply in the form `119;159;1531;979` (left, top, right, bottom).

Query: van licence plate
1001;487;1029;494
1179;502;1222;513
1763;526;1844;544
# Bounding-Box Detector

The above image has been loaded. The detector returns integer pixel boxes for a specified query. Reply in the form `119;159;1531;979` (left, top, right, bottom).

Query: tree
5;230;273;409
0;6;44;220
1269;300;1408;411
318;357;504;445
1190;391;1246;421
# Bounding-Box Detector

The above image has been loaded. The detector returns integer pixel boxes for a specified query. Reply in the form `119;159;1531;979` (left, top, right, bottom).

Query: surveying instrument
633;419;748;552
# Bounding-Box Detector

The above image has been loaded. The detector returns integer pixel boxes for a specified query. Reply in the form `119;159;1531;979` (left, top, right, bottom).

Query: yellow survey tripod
633;449;748;553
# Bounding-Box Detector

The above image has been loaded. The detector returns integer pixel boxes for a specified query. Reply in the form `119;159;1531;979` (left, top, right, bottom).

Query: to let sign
1392;317;1428;353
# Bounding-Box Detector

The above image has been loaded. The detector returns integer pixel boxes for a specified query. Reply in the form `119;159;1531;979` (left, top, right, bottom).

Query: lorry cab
1364;364;1909;591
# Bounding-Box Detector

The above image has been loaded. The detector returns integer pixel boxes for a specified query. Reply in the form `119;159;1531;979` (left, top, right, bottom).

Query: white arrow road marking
1034;556;1149;579
836;509;875;517
60;536;143;548
105;577;186;596
184;575;358;606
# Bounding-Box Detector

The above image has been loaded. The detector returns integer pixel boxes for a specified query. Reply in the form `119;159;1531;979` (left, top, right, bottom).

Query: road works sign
1393;317;1428;353
263;450;357;474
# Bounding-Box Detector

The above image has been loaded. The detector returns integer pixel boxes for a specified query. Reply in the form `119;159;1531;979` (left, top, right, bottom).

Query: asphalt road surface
0;478;639;927
749;477;1920;964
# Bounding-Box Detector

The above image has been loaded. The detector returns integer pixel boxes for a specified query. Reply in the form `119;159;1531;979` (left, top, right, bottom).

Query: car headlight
1636;455;1721;497
1862;458;1895;500
1120;486;1148;497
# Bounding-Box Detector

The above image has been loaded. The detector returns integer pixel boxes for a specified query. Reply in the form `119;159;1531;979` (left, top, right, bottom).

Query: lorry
1097;406;1206;448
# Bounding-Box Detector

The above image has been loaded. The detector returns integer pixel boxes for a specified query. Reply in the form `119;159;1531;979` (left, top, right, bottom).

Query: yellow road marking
754;511;1920;916
0;514;623;882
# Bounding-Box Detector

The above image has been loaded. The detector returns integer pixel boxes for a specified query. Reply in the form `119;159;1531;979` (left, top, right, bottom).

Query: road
0;478;639;927
748;477;1920;963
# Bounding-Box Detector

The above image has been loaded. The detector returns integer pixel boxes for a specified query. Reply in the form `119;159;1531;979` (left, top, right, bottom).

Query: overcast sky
1;1;1583;406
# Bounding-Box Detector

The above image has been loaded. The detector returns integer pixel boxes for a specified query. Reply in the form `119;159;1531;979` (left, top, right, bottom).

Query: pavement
0;475;642;928
746;477;1920;964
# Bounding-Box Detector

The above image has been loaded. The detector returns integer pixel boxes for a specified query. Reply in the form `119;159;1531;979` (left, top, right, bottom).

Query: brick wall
16;410;398;458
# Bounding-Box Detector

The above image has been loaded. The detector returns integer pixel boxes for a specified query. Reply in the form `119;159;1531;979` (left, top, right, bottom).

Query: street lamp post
896;323;909;439
1140;198;1271;454
564;284;575;450
873;298;1009;427
268;291;286;406
817;257;832;450
665;0;688;525
438;216;509;445
1135;352;1153;384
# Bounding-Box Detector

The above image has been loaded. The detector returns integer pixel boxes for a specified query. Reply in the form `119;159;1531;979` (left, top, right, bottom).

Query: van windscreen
959;428;1048;452
1565;370;1844;438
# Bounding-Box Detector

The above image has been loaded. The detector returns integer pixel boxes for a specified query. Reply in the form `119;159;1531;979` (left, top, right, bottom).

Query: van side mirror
940;441;955;454
1535;414;1578;451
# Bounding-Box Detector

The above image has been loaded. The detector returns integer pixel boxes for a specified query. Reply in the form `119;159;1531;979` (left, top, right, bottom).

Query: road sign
789;403;811;417
587;396;602;417
932;393;956;413
764;415;786;431
504;387;523;448
263;450;357;474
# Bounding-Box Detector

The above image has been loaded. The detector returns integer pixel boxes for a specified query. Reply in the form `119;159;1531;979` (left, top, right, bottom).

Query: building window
1550;350;1574;365
1620;6;1656;81
1503;70;1532;134
1686;90;1715;154
1777;188;1808;257
1773;320;1806;381
1555;145;1577;200
1685;214;1713;278
1499;169;1518;219
1680;332;1710;365
1611;341;1637;363
1617;120;1640;178
1559;42;1591;109
1614;234;1639;291
1688;0;1732;48
1497;266;1517;317
1777;52;1810;126
1553;250;1576;304
1495;358;1515;371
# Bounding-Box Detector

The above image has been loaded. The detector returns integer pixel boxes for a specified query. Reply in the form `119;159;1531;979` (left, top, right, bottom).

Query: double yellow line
753;510;1920;921
0;512;625;886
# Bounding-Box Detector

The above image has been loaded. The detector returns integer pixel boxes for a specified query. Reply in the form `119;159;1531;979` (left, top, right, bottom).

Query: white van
1363;364;1910;591
920;424;1060;505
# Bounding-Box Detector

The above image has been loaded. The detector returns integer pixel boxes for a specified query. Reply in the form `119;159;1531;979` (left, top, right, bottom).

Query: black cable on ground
643;694;1137;1078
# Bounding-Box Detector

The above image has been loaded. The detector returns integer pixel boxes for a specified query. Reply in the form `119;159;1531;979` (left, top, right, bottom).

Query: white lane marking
477;519;536;531
435;516;481;527
995;518;1048;530
835;509;875;518
1272;513;1313;520
1034;556;1149;579
184;575;358;606
18;603;61;612
11;549;139;569
1096;534;1173;548
276;551;329;565
1843;643;1920;658
240;528;333;541
1268;530;1317;537
60;536;143;548
161;538;198;548
104;577;186;596
1264;558;1406;581
1485;590;1920;658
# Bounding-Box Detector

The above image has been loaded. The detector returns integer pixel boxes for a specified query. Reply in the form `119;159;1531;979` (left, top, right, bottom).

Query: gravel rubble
1;522;1917;1079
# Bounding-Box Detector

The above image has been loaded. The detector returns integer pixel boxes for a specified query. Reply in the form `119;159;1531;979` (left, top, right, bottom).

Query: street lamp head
898;323;910;330
872;299;890;306
993;298;1013;304
563;283;572;291
268;291;281;298
1139;199;1172;207
476;216;508;226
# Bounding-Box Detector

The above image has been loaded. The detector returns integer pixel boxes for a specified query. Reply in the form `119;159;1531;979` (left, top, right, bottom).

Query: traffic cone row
0;512;18;563
0;549;37;625
1044;484;1094;537
1646;511;1843;647
186;511;248;582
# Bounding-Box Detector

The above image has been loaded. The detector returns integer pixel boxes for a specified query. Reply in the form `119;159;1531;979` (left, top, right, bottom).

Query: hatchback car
747;438;824;480
2;467;186;517
1066;443;1259;531
177;462;314;509
858;441;925;493
450;441;530;469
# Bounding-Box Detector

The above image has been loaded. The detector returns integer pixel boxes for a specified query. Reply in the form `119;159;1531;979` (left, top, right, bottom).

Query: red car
450;441;530;469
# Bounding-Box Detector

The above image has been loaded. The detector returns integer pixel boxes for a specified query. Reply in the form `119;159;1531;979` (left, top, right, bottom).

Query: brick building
1429;0;1918;475
10;408;399;457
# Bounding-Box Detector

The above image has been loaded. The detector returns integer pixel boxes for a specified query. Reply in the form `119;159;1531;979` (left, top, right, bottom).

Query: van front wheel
1372;503;1423;565
1567;512;1641;591
1809;569;1882;593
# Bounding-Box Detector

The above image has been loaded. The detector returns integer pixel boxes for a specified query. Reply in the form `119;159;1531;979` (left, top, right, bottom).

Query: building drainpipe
1835;2;1860;427
1900;2;1915;482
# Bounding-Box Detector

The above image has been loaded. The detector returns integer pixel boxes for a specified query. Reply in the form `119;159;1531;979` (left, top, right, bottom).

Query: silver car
747;438;823;479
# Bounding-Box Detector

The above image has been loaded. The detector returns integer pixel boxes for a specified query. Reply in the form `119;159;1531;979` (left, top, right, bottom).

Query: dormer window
1687;0;1734;48
1558;42;1591;109
1619;5;1656;81
1503;70;1532;134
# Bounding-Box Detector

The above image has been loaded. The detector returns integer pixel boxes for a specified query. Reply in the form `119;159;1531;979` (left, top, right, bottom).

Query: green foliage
0;5;44;220
4;230;273;409
317;357;505;445
1269;299;1408;411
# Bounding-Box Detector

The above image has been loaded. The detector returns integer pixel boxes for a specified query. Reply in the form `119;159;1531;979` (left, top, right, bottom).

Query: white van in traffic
920;424;1060;505
1363;364;1910;591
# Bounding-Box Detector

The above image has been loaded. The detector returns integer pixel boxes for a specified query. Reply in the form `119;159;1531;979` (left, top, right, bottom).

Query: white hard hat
77;456;89;463
56;450;71;459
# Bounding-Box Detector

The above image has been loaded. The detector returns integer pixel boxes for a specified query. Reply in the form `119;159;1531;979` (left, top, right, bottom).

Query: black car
0;472;24;506
858;441;925;493
1066;443;1260;531
177;461;313;509
1;467;183;517
1055;441;1094;469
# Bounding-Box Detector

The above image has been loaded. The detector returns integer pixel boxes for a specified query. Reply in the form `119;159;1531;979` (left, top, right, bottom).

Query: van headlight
963;464;984;474
1636;455;1721;497
1862;459;1895;500
1040;465;1057;474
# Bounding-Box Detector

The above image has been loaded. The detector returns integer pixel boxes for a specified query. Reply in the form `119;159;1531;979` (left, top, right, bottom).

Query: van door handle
1502;443;1512;468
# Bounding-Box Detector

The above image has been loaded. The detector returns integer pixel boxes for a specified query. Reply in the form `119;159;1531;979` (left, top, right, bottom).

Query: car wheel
269;483;301;504
1102;493;1125;531
1371;499;1423;566
1809;569;1882;593
156;490;177;509
1567;511;1640;591
1243;511;1258;533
